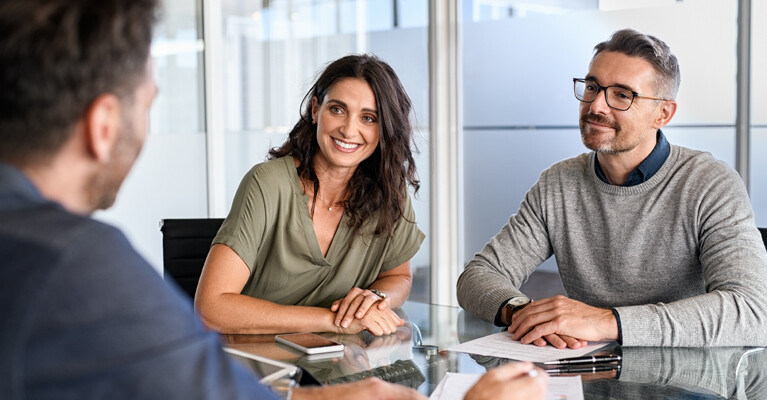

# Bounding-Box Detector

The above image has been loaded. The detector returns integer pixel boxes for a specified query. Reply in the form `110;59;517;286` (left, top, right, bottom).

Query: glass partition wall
751;0;766;228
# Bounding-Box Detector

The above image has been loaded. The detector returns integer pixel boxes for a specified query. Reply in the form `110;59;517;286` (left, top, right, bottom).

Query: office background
95;0;766;306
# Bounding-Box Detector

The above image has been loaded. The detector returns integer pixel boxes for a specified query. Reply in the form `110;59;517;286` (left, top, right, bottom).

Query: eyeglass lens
574;79;634;111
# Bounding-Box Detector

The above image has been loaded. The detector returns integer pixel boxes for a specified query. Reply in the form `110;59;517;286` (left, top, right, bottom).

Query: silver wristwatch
504;296;531;322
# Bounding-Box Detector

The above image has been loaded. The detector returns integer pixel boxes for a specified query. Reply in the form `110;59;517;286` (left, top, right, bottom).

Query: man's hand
464;362;548;400
508;295;618;348
331;287;392;328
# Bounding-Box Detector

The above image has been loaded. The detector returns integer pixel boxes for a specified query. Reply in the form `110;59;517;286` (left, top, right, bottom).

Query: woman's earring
312;120;316;124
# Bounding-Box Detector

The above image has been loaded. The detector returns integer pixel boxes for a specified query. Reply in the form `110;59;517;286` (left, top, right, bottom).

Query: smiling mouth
582;114;617;130
587;120;613;129
332;138;361;151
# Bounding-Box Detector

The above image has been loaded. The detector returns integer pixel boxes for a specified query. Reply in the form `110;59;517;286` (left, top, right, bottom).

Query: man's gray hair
594;28;681;99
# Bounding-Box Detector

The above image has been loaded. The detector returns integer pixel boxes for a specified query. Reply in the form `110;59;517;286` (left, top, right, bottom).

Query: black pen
543;354;621;365
545;365;620;376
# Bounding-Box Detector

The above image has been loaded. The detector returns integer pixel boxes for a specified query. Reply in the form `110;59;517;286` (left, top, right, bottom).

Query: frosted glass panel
462;0;736;128
752;128;767;228
662;127;735;168
752;1;767;226
150;0;205;135
463;128;584;270
752;0;767;125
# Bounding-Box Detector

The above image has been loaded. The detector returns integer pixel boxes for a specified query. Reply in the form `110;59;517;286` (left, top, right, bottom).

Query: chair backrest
160;218;224;299
759;227;767;251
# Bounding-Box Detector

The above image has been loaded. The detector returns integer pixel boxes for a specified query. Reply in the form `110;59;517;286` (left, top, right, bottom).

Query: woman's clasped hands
331;287;404;336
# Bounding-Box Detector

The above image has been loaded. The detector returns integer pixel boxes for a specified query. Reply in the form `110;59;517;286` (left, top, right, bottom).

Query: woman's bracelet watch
370;289;387;299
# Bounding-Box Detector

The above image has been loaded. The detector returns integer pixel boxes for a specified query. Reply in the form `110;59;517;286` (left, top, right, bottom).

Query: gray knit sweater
457;145;767;346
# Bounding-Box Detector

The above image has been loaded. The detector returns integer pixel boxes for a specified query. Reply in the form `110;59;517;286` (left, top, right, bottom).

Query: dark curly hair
269;54;419;237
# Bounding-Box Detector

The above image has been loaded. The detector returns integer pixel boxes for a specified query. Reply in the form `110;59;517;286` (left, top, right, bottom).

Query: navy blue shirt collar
595;130;670;187
0;162;48;209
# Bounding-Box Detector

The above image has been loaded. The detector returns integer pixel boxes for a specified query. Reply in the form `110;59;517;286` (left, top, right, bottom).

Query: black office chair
759;227;767;251
160;218;224;299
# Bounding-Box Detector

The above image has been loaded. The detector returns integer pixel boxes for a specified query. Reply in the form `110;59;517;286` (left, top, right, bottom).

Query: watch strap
370;289;387;299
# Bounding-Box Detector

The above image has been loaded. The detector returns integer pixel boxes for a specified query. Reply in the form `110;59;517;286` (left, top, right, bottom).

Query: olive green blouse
213;156;425;308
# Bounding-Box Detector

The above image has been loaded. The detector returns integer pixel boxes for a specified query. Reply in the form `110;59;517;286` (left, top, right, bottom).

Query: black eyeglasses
573;78;669;111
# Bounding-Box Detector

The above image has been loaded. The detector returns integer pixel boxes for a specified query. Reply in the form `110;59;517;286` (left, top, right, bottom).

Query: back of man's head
0;0;159;166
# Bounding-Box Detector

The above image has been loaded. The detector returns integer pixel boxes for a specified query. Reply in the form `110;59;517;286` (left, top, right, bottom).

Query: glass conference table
222;301;767;399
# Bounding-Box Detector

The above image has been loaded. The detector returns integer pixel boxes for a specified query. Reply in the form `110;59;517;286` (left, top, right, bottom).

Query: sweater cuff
611;308;623;345
494;298;513;326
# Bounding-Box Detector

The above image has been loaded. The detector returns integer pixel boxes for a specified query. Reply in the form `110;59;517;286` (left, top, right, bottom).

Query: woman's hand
331;287;392;328
334;305;404;336
338;343;371;372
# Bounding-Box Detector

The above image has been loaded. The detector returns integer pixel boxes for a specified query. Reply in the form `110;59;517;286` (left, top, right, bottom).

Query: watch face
508;297;531;307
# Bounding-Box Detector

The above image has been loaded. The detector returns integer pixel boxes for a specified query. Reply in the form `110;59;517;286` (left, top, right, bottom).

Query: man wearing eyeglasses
457;28;767;348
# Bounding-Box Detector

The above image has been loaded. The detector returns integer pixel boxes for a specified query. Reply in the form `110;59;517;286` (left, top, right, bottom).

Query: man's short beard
87;112;140;212
579;113;626;154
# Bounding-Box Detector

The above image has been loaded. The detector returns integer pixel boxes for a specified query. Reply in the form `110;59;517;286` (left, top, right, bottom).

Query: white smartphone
275;332;345;354
303;350;345;362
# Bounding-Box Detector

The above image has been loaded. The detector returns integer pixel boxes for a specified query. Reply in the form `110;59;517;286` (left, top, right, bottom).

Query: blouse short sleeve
379;193;426;272
212;166;269;272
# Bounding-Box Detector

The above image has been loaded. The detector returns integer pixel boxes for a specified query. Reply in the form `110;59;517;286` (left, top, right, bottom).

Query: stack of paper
429;372;584;400
448;331;609;363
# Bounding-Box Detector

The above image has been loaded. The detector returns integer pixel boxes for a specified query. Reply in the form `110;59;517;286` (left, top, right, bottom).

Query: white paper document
448;331;609;362
429;372;583;400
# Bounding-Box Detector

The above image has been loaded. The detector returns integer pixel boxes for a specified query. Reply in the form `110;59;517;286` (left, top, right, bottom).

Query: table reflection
221;301;766;399
583;346;767;399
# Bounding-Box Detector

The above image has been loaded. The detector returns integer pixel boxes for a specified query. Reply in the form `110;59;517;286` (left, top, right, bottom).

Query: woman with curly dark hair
195;54;425;336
